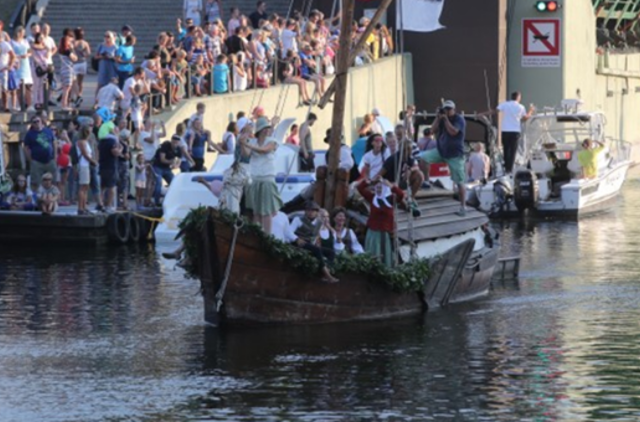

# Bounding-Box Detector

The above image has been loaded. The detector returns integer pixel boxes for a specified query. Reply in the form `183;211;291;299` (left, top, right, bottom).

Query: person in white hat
239;115;282;234
418;100;468;216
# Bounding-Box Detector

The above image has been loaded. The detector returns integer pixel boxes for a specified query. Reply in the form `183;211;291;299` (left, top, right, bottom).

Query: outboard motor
491;176;513;214
513;170;539;211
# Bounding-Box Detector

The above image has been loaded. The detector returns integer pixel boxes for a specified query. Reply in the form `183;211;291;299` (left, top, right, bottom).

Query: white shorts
132;119;142;130
0;71;7;90
135;180;146;189
73;62;87;76
78;166;90;185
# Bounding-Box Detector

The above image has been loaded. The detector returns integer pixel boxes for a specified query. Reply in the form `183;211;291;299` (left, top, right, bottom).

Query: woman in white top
239;116;282;234
76;126;97;215
227;8;241;35
231;52;247;92
184;0;203;26
360;134;389;180
321;207;364;255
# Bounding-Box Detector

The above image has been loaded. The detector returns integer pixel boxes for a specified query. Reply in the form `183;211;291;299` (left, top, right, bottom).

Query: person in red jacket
356;178;404;267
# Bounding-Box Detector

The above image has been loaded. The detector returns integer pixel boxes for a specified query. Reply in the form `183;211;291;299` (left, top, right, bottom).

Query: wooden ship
185;0;500;326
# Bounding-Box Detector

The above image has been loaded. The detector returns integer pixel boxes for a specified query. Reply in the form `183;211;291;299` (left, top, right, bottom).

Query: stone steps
41;0;291;60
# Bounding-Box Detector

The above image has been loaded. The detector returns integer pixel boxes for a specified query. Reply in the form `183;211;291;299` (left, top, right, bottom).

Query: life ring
128;214;140;243
107;213;130;244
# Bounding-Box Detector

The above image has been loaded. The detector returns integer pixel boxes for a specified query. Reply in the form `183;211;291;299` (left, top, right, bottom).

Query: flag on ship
397;0;446;33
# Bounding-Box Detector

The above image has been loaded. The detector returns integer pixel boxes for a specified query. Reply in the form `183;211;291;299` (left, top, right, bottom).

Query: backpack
70;142;80;166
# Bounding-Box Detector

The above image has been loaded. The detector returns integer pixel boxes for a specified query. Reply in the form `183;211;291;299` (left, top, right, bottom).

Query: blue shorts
100;169;117;188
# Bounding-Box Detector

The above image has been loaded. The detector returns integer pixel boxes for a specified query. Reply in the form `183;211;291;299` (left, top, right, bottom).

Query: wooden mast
323;0;355;210
318;0;395;110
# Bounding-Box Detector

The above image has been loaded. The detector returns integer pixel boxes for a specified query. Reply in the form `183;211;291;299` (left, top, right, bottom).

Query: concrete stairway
41;0;291;60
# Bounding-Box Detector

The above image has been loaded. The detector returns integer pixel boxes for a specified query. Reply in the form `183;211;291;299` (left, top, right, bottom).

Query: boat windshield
524;113;603;151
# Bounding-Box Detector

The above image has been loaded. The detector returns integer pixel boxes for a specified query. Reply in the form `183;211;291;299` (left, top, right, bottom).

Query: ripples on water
2;181;640;421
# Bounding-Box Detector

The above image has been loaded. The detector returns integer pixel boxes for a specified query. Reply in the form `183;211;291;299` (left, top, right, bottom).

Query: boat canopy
524;111;606;152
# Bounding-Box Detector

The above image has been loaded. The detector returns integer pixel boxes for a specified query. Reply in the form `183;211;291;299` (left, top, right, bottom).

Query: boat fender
138;216;153;242
107;213;130;244
128;214;141;243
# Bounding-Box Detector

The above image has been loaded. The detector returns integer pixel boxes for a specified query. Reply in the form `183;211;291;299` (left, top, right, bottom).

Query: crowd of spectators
0;1;395;115
0;1;399;217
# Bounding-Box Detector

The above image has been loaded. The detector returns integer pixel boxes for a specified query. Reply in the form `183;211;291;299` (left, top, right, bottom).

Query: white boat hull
474;160;632;218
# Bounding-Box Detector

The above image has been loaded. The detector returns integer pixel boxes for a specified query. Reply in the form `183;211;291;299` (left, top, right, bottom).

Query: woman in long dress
58;28;77;110
11;26;32;110
71;27;91;106
356;178;404;267
30;33;48;109
94;31;117;97
239;116;282;235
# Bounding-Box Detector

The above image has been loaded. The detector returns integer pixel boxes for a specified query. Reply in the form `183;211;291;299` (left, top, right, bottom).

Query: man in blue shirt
23;117;56;191
419;100;468;215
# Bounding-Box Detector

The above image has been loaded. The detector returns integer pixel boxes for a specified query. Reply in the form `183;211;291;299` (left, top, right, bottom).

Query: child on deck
134;153;147;209
356;178;404;267
191;54;208;96
7;174;35;211
37;172;60;215
130;84;145;147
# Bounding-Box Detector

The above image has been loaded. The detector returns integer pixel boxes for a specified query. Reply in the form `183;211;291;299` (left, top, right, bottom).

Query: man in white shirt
95;77;124;111
121;68;148;111
280;19;298;58
481;91;535;174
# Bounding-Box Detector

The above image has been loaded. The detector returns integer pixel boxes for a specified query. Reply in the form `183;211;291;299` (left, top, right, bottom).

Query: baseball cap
443;100;456;109
372;107;381;115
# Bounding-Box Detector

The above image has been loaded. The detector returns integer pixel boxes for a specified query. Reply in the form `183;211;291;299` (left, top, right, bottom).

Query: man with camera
418;100;468;216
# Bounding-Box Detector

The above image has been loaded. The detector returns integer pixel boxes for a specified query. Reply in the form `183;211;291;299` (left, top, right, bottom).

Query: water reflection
2;184;640;420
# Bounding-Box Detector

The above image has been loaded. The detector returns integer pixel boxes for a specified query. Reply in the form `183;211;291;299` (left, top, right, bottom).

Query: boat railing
605;136;632;162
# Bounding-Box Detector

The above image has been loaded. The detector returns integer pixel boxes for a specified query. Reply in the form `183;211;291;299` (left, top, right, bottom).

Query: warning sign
522;18;560;68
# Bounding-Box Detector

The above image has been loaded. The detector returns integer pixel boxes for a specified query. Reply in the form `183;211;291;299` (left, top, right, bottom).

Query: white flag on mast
397;0;446;33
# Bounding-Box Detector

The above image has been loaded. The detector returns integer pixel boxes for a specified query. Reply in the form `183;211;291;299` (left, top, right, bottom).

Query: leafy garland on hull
179;207;430;293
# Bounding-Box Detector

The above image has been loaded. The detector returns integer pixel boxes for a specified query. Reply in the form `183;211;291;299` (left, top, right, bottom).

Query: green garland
179;207;430;293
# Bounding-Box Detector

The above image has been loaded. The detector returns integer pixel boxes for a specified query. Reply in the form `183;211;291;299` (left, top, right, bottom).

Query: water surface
2;181;640;421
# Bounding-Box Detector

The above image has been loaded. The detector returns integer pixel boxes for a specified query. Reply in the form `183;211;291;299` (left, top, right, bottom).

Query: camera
437;107;446;115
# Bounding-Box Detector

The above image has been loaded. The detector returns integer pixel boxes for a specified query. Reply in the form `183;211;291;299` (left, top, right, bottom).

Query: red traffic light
535;1;559;12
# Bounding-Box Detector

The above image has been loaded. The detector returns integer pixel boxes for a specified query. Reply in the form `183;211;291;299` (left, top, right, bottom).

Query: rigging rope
214;217;244;312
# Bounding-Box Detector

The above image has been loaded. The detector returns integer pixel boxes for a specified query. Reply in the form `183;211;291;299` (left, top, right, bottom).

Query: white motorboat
473;101;633;218
155;118;322;243
154;114;403;244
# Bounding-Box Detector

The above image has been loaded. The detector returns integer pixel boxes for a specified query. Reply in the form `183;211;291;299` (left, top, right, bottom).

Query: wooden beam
318;0;396;109
323;0;355;210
